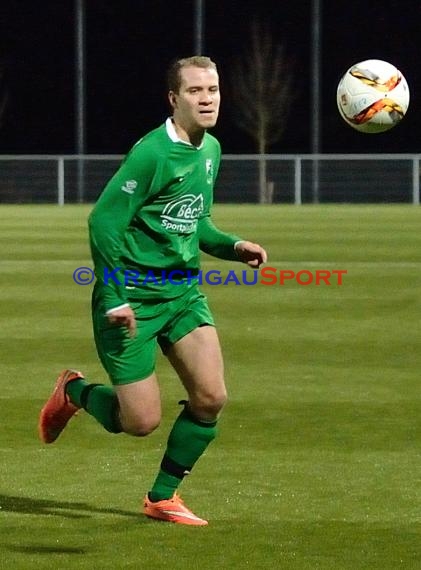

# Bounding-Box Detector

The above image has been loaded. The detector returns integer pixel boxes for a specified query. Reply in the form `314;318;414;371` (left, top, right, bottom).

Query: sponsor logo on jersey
161;193;204;233
121;180;137;194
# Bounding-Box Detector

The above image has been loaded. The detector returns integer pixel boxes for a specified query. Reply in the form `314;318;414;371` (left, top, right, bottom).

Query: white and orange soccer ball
336;59;410;133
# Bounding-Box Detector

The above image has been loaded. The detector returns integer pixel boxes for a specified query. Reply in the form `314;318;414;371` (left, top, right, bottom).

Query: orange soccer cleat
38;369;84;444
143;493;208;526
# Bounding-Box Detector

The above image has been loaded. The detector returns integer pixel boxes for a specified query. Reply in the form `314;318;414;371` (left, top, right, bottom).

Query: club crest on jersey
121;180;137;194
161;194;204;233
205;159;213;184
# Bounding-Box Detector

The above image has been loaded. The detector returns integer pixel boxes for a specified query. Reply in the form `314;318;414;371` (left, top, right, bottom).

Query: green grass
0;204;420;569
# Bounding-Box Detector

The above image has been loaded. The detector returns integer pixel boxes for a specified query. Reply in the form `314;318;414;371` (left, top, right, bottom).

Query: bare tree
231;21;293;203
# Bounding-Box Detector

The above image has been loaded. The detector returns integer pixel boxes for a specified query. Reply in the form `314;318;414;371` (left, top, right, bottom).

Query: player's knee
191;388;228;419
122;416;161;437
211;389;228;414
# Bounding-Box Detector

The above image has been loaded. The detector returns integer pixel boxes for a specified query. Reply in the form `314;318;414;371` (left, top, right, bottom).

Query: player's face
169;66;220;133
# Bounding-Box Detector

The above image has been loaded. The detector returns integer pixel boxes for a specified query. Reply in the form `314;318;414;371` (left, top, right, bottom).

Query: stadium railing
0;154;419;205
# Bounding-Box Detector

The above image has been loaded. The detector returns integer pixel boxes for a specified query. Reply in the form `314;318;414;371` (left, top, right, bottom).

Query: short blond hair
167;56;218;93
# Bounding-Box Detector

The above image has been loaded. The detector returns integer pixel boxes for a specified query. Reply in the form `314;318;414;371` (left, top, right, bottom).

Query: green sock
66;379;121;434
149;406;218;502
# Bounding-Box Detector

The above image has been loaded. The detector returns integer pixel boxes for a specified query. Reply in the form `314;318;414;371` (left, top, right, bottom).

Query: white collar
165;117;204;149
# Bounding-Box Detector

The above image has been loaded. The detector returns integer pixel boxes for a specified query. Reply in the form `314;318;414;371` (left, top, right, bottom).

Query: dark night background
0;0;420;155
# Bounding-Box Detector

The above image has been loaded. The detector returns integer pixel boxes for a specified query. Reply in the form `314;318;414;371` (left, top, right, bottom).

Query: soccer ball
336;59;410;133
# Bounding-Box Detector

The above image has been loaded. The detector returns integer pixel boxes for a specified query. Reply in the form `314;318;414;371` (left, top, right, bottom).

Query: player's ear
168;91;177;109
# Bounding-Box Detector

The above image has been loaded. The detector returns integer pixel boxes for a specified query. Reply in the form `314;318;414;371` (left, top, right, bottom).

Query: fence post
294;157;302;205
412;157;420;205
58;157;65;206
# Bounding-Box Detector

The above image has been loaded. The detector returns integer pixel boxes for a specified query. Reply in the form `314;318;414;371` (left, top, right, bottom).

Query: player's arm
88;143;156;314
198;215;241;261
197;216;267;267
198;141;267;267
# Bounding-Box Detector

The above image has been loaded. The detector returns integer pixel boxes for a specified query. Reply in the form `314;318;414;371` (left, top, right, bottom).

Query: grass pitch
0;204;420;569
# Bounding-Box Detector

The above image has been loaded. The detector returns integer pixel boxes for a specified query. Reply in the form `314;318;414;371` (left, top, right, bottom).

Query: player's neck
171;119;205;148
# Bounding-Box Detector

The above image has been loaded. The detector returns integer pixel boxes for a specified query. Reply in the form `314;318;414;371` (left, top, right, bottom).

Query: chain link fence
0;154;419;204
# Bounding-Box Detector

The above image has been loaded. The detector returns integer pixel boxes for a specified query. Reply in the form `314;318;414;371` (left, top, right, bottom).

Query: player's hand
235;241;268;268
107;306;137;338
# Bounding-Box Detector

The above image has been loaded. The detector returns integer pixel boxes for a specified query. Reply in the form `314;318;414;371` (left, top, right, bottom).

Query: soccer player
39;56;267;526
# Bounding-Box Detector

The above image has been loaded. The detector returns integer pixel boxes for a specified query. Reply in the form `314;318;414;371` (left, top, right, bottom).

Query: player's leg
114;374;161;436
39;297;161;443
167;325;227;420
153;324;226;492
38;368;162;443
64;370;162;436
144;324;226;524
164;324;226;478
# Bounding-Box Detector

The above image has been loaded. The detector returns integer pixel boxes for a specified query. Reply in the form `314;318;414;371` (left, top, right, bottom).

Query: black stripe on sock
161;453;192;479
80;383;103;410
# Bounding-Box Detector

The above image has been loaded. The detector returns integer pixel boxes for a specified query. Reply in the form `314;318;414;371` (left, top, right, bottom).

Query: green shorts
92;286;215;385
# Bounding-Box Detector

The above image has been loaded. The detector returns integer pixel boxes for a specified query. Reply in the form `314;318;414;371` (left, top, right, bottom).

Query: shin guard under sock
149;405;217;501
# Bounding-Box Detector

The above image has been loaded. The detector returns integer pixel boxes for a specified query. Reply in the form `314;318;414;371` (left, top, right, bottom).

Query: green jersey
89;119;242;312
